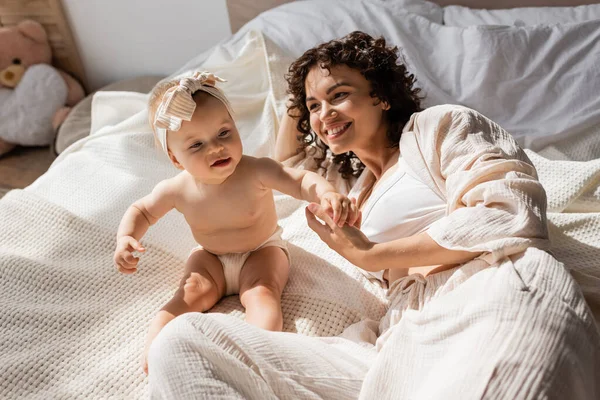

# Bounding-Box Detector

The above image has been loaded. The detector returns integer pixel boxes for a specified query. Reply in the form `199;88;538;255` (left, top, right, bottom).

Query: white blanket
1;4;600;397
0;31;387;398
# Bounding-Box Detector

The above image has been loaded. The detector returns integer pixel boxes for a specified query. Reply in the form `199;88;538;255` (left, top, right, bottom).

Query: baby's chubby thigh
239;246;290;300
238;246;290;331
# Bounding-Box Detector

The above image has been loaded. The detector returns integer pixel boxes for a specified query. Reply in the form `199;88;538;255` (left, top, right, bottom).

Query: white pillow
389;19;600;151
444;4;600;27
238;0;442;58
177;0;443;77
178;0;600;152
382;0;443;24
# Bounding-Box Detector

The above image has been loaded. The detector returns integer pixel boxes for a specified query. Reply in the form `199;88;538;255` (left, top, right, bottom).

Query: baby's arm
255;157;359;226
114;179;177;274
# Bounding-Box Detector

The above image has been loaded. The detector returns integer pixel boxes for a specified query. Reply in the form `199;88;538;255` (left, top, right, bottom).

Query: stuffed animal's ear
17;20;48;44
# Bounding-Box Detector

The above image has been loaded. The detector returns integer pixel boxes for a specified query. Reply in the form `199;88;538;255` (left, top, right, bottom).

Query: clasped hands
308;194;374;269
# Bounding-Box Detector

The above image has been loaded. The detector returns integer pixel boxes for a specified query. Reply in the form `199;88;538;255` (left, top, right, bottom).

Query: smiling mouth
211;157;231;167
325;122;352;140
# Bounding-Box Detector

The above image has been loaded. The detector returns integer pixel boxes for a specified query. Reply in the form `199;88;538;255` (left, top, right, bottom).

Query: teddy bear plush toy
0;19;85;157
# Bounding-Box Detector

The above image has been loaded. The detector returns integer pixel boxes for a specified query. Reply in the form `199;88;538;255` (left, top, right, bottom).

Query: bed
1;0;600;398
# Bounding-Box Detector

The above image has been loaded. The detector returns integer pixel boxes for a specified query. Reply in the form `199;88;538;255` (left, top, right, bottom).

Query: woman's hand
320;193;361;227
305;202;373;268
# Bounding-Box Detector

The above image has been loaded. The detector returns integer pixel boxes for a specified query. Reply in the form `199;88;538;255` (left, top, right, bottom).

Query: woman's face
304;65;389;155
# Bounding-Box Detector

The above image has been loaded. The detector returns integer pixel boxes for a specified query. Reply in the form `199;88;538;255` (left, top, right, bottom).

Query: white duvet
1;1;600;398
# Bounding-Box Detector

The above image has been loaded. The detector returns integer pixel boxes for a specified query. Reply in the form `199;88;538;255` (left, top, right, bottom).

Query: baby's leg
143;249;225;374
238;246;290;331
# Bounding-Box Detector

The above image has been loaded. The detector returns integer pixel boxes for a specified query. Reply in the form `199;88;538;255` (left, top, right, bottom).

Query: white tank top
358;156;446;281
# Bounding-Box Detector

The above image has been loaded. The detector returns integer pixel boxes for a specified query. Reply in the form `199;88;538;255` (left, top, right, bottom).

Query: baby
113;71;359;374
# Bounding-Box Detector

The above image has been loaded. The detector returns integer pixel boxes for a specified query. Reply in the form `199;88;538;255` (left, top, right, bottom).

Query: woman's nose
319;103;337;122
319;103;332;121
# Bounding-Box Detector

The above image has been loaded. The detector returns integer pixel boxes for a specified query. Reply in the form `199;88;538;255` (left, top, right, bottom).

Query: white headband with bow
153;71;234;154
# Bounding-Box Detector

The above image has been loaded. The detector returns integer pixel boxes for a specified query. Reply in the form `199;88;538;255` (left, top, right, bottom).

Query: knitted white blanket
1;140;599;399
0;31;387;398
527;148;600;323
0;30;599;398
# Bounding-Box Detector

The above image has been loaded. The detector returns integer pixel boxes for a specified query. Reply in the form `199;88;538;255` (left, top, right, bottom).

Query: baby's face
167;93;242;184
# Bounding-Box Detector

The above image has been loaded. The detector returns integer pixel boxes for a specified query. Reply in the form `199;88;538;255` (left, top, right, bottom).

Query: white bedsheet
1;1;600;397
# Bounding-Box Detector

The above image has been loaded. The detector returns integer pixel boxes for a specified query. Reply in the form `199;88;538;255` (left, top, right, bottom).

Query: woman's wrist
352;240;378;272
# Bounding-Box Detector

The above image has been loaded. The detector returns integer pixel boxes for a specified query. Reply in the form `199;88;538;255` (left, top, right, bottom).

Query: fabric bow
153;71;234;154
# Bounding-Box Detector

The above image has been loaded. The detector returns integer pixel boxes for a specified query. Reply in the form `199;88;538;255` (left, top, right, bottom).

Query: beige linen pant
148;248;599;399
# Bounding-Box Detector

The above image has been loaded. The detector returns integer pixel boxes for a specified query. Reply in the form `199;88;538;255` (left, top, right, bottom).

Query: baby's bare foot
142;347;150;375
142;332;158;375
142;311;177;375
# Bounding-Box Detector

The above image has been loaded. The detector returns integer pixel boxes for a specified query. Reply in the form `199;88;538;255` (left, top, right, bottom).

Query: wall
62;0;231;91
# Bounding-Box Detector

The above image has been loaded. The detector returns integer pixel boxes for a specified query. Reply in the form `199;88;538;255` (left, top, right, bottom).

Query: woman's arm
362;231;480;272
405;105;550;264
305;203;479;271
273;109;303;163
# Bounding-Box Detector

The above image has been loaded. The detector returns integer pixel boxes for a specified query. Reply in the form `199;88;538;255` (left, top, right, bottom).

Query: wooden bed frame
226;0;600;33
0;0;87;91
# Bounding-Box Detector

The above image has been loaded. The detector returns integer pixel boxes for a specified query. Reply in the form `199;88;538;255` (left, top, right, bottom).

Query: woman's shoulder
404;104;488;145
410;104;479;126
405;104;521;159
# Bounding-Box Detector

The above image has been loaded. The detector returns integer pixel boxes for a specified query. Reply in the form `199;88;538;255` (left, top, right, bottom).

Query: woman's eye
218;130;230;138
308;103;320;112
333;92;348;100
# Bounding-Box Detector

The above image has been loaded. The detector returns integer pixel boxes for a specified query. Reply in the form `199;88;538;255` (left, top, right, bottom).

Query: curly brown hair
286;31;423;179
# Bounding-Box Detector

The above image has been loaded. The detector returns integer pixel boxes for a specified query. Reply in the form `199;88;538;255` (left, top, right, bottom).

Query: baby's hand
320;192;361;227
114;236;145;274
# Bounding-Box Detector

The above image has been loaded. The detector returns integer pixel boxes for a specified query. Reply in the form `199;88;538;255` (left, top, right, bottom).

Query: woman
148;32;599;399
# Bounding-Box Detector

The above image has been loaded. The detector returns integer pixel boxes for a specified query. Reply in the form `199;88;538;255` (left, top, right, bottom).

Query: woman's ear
381;101;391;111
168;150;184;170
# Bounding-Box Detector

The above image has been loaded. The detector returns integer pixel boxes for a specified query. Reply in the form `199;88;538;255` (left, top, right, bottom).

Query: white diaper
190;226;290;296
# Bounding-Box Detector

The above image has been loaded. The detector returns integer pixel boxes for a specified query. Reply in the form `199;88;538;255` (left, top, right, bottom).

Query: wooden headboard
0;0;87;91
226;0;600;33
